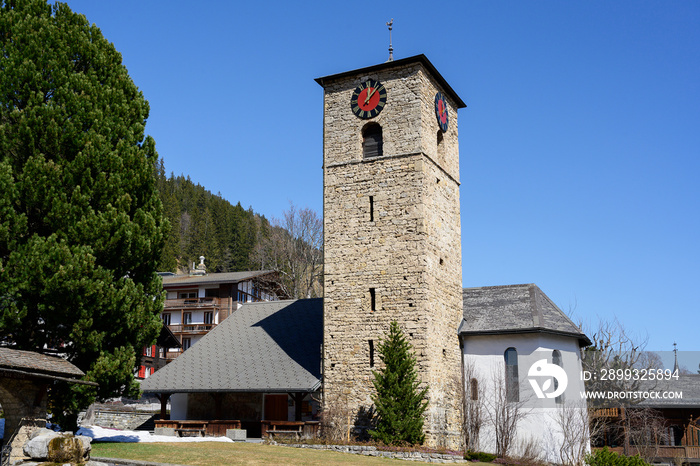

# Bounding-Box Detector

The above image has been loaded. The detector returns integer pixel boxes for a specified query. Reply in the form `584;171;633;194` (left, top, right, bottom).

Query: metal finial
386;19;394;62
673;342;679;373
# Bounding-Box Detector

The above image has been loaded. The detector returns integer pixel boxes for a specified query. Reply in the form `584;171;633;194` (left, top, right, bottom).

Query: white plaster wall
462;333;589;461
170;393;188;420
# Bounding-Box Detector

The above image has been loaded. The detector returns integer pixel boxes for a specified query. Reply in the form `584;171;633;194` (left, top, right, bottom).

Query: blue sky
56;1;699;359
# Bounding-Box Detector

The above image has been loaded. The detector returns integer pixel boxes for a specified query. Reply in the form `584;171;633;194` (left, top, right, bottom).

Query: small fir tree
370;321;429;445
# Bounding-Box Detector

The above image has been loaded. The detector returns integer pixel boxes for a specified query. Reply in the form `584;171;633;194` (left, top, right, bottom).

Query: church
142;54;590;456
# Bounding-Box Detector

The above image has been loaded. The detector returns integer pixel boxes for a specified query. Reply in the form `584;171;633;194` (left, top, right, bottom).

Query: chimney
190;256;207;276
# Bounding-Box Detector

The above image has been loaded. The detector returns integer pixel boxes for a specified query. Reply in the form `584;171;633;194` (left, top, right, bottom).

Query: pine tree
0;0;167;428
370;321;429;445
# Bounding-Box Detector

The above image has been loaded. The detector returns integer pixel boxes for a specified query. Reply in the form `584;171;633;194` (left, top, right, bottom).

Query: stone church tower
316;55;466;447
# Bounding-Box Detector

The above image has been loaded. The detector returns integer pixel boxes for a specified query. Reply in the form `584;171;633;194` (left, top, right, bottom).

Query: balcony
167;323;216;335
164;297;223;309
163;290;269;310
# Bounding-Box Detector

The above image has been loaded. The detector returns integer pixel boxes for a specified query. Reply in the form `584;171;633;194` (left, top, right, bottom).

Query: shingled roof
161;270;276;288
141;299;322;393
0;347;97;385
0;347;83;376
638;374;700;409
458;284;591;346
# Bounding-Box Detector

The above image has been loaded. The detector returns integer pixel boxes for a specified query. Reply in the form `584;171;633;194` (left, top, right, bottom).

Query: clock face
350;79;387;119
435;92;449;132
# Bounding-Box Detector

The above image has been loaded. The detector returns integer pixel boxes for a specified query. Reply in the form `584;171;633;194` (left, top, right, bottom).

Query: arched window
504;347;519;402
470;378;479;401
553;350;564;404
362;123;383;158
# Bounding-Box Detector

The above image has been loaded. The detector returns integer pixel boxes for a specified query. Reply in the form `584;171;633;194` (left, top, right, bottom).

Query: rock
24;432;53;459
23;431;91;463
28;427;54;440
47;434;90;463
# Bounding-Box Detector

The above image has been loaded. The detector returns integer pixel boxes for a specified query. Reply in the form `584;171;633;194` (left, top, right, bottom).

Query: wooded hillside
155;161;323;299
156;160;266;274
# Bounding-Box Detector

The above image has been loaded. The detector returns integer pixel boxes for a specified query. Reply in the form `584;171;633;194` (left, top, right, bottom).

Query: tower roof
315;54;466;109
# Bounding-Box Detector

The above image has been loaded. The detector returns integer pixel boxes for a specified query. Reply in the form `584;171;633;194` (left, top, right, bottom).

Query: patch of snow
77;425;234;443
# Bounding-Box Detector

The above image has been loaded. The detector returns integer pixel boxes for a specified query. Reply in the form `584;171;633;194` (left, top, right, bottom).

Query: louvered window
362;123;383;158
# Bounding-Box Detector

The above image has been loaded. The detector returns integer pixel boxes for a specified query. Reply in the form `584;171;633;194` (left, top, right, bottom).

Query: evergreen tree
370;321;429;445
0;0;166;428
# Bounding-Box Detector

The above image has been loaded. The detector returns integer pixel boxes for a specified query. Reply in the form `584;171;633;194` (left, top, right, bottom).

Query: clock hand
364;84;373;105
365;85;378;105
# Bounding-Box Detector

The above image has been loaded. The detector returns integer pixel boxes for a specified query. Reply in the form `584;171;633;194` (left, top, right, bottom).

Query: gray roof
458;284;591;346
161;270;276;288
638;374;700;409
141;299;322;393
315;54;467;109
0;347;84;377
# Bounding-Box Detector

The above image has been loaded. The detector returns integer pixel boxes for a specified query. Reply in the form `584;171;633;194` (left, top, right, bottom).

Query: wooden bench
261;421;304;439
154;420;242;437
174;420;207;437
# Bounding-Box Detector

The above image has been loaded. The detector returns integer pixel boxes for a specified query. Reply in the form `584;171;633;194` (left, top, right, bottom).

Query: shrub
465;450;497;462
585;447;651;466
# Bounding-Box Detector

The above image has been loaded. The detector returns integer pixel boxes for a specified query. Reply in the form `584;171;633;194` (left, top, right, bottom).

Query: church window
369;288;376;312
553;350;564;404
369;196;374;221
504;347;519;402
470;378;479;401
362;123;383;158
369;340;375;367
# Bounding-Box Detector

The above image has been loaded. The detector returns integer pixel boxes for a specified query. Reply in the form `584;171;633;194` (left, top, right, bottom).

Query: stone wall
91;410;156;431
0;377;48;443
321;58;463;448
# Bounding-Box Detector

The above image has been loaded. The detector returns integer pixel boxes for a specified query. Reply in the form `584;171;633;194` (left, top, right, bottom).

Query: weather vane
386;19;394;62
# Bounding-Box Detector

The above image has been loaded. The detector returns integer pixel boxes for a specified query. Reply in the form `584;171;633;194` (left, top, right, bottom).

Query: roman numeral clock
350;79;387;119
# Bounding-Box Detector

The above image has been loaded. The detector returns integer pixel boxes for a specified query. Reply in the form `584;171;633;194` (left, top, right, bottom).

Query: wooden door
264;394;288;421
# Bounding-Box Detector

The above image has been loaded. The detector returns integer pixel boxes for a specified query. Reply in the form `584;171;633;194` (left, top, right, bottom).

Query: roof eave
315;54;466;109
458;326;592;347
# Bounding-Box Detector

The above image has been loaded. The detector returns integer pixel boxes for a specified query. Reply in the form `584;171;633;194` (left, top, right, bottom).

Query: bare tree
461;359;484;452
581;318;662;403
485;369;528;458
627;407;668;463
550;401;594;466
252;203;323;299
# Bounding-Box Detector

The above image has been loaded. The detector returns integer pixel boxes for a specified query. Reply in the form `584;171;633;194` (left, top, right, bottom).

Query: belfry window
362;123;383;158
504;347;519;402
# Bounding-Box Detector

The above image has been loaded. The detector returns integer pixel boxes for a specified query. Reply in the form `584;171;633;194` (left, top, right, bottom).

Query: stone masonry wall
321;59;463;448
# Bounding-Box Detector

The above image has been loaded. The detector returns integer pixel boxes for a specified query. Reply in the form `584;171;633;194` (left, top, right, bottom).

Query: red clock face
351;79;387;119
435;92;449;132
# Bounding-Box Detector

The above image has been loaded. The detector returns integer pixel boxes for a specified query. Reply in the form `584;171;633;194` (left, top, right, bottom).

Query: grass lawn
91;441;453;465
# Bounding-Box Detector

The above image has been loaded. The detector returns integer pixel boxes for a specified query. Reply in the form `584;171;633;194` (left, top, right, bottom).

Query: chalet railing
164;291;272;309
593;407;621;418
164;297;223;309
167;323;216;334
608;445;700;461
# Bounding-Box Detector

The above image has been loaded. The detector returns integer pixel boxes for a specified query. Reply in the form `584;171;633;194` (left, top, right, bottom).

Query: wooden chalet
138;265;285;378
593;375;700;465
